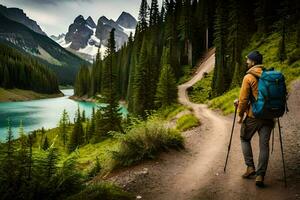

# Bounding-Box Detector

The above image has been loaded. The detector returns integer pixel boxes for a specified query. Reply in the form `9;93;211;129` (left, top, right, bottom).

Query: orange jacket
238;65;264;118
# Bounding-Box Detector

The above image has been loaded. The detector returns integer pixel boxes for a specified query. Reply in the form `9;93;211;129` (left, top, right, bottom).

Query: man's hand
233;99;239;108
234;99;243;123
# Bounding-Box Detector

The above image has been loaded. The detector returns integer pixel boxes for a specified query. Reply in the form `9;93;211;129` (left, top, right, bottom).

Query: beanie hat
246;51;263;64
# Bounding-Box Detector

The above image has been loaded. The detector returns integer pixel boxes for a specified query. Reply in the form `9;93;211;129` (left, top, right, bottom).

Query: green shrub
111;119;184;168
176;114;200;131
66;183;134;200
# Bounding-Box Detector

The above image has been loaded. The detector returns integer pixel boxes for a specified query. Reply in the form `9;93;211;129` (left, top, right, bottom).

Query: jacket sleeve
238;75;251;117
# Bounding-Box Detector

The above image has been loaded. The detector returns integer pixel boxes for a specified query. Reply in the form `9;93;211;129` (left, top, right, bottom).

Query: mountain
0;13;88;84
0;4;46;35
0;43;60;94
65;15;95;50
51;12;137;62
116;11;138;29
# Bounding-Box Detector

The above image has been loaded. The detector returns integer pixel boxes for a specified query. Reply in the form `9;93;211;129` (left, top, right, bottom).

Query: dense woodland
0;43;60;94
74;0;300;117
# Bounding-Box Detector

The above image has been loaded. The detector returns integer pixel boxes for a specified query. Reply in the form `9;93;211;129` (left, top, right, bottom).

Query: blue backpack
249;68;288;119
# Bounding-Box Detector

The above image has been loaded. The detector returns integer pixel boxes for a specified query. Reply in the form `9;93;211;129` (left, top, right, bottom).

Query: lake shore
0;88;64;102
70;95;128;108
69;95;98;103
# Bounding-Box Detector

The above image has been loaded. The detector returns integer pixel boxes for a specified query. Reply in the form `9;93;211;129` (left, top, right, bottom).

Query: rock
65;15;95;50
116;11;137;29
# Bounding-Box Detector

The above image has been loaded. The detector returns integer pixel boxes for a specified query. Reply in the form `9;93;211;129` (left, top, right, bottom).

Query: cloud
15;0;92;5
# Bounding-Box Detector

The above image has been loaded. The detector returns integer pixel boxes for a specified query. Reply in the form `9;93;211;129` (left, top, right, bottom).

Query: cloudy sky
0;0;162;36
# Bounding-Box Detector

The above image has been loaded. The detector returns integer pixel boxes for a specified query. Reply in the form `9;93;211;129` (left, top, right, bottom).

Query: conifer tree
211;0;228;96
59;109;69;147
68;109;84;152
155;64;178;107
1;120;17;192
97;28;123;135
150;0;160;26
137;0;149;33
42;136;50;151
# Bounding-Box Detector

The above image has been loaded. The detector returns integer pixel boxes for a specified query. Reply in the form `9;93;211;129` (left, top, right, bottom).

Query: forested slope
0;43;60;94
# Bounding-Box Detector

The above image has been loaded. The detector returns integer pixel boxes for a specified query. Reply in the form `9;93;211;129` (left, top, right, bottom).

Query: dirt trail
105;51;300;200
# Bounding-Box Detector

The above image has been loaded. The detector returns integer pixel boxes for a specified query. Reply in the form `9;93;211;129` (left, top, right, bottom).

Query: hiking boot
255;175;264;187
242;166;256;178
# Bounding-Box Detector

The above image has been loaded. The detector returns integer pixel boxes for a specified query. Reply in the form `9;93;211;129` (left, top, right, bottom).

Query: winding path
106;50;300;200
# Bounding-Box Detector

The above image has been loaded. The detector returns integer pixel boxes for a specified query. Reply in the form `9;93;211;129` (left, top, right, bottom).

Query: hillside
189;31;300;115
0;13;89;85
0;43;62;98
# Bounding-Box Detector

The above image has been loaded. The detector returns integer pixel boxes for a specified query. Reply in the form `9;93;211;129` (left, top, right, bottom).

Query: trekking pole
277;118;287;187
224;105;238;172
271;128;275;154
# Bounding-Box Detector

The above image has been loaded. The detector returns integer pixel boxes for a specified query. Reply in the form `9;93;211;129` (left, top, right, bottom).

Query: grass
176;114;200;131
0;88;63;102
242;31;300;86
111;118;184;168
189;72;213;104
155;103;189;120
209;88;240;115
66;183;134;200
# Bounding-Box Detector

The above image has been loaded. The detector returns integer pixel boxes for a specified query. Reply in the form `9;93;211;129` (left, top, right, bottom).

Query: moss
67;183;134;200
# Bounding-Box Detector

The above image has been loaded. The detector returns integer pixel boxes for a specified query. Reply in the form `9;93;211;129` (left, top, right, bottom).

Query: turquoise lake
0;89;128;140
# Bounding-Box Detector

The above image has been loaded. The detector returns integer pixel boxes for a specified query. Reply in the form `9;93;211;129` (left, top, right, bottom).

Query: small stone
215;172;219;176
136;195;142;199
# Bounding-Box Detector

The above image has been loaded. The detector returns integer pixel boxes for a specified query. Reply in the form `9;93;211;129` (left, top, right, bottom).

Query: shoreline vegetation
0;88;64;103
69;95;128;108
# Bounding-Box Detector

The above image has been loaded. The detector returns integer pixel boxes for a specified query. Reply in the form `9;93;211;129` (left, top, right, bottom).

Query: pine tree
137;0;149;33
228;0;254;87
1;120;17;191
150;0;160;26
178;0;193;66
277;0;288;63
91;48;103;96
87;107;96;142
59;109;69;147
211;0;228;96
17;121;29;183
94;29;123;138
42;136;50;151
43;148;59;179
68;109;84;152
133;33;152;116
155;64;178;107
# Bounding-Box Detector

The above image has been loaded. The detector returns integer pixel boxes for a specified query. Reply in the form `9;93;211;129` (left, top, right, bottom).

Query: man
234;51;275;187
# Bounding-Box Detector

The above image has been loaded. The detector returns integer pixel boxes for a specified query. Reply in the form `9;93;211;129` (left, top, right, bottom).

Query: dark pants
240;116;275;176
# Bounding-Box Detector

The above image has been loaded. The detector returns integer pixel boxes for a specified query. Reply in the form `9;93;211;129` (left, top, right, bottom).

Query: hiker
234;51;275;187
